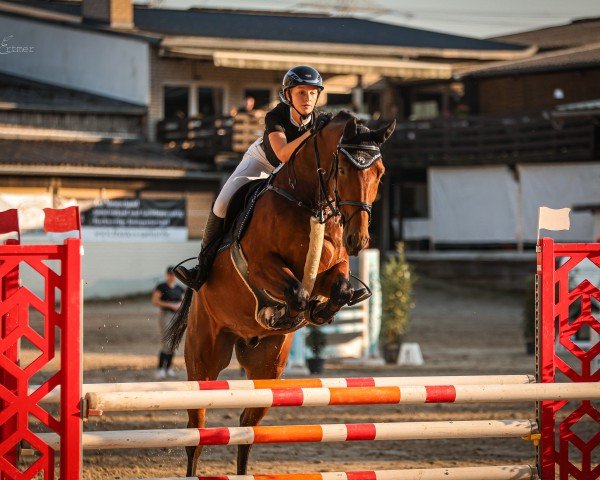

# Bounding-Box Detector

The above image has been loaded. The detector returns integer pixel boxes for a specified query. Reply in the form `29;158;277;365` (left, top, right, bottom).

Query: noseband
267;126;380;226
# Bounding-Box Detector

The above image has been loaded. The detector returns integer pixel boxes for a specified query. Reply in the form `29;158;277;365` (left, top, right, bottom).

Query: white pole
126;465;536;480
38;419;536;450
33;374;536;403
86;383;600;413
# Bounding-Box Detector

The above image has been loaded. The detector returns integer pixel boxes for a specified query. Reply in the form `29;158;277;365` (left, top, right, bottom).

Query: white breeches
212;151;275;218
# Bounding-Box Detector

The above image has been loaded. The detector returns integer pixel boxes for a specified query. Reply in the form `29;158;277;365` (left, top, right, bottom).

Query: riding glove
312;112;333;132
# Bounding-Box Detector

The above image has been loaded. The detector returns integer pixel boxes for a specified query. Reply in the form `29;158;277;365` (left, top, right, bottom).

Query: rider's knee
212;198;228;218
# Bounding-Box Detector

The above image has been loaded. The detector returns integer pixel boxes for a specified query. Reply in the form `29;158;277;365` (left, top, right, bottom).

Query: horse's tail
164;287;194;352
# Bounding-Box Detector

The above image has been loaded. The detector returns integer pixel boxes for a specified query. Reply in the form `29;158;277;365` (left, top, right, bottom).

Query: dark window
197;87;223;118
365;91;381;116
243;89;271;109
327;93;353;109
163;86;189;119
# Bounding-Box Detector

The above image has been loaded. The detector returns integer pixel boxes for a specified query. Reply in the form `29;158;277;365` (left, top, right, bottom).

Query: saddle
217;178;306;332
218;178;268;252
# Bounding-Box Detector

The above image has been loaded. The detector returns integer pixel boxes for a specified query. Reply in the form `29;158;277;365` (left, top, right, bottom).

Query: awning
160;47;454;80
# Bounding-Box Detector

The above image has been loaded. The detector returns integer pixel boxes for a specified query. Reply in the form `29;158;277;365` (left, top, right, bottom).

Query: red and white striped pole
85;382;600;414
39;419;537;450
127;465;537;480
34;374;535;403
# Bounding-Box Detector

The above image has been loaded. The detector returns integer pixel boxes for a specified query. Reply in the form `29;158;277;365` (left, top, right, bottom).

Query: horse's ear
342;117;358;141
371;120;396;145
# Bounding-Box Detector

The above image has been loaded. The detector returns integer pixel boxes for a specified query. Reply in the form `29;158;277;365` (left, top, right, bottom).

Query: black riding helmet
282;65;324;93
280;66;324;118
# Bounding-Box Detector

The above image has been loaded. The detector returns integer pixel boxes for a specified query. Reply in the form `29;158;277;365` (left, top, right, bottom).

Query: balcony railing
156;113;264;165
384;114;598;167
157;111;598;167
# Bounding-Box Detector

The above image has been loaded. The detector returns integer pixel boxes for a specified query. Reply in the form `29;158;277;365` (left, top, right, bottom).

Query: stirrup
346;272;372;306
347;287;372;306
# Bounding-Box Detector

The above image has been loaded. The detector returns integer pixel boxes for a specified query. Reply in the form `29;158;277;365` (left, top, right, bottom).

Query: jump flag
537;206;570;239
0;208;20;242
43;206;81;236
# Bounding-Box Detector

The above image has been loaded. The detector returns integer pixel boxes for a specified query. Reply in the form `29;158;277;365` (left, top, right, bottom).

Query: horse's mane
331;109;363;126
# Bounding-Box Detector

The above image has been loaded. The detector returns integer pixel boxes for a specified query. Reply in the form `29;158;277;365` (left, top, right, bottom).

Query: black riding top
262;102;319;167
154;282;184;312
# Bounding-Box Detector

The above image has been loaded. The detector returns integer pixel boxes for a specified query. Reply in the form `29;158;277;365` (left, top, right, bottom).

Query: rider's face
288;85;320;116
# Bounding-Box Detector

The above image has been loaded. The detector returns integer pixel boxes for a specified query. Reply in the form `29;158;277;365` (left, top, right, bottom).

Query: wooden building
380;18;600;253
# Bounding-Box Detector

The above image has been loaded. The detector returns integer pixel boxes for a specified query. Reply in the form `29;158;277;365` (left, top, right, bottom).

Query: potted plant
379;242;415;364
522;275;536;355
305;325;327;374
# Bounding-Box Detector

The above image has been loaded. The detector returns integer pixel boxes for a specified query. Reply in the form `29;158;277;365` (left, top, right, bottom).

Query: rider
175;65;332;291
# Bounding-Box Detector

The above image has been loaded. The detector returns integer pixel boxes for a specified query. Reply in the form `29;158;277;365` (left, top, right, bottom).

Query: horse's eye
338;167;346;175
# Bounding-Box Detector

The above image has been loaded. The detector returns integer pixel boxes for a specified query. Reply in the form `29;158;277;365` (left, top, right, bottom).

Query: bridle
266;125;381;226
335;141;381;226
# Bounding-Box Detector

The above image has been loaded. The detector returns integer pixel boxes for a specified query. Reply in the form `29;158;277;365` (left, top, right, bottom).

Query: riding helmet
282;66;324;93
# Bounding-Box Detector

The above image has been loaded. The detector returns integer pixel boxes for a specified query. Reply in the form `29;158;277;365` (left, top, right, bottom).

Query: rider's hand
312;112;333;133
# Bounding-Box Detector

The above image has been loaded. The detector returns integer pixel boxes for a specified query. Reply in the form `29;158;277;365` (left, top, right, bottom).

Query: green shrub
379;242;415;344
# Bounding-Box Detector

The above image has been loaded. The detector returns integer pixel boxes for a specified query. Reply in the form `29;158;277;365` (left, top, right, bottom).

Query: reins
266;124;379;226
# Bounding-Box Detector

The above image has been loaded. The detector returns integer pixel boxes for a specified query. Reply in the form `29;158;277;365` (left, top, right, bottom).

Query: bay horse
165;111;395;476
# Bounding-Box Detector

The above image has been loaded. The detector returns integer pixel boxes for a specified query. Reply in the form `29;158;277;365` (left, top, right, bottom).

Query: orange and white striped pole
129;464;537;480
38;419;537;450
85;382;599;414
34;374;535;403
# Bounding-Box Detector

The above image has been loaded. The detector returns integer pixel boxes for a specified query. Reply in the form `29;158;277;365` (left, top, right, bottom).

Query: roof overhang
0;163;226;180
161;36;536;61
160;46;454;79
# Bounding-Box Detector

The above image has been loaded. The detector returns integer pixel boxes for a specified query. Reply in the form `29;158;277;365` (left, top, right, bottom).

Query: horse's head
330;114;395;255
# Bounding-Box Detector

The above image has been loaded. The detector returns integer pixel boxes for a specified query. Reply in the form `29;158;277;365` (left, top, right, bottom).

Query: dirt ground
52;277;544;480
23;275;595;479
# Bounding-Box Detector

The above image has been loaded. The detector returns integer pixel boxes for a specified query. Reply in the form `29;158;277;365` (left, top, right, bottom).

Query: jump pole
34;374;536;403
85;382;600;414
128;465;537;480
38;419;537;450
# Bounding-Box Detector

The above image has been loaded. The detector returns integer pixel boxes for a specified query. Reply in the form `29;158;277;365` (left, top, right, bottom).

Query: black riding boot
174;212;224;291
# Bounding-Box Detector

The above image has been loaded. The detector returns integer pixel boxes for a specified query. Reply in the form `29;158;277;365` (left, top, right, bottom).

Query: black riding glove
312;112;333;133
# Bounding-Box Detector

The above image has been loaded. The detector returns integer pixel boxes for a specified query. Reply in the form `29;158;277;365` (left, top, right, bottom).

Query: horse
165;111;395;476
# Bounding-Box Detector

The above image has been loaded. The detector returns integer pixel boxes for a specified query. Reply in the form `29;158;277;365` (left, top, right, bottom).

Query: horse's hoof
247;336;260;348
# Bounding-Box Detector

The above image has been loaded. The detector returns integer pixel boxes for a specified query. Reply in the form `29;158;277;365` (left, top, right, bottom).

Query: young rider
175;65;332;291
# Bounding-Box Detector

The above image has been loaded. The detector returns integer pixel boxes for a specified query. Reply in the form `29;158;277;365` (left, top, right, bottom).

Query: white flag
538;206;571;232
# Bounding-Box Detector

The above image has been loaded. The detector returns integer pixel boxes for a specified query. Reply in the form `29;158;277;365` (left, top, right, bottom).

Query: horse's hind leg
235;333;294;475
184;322;236;476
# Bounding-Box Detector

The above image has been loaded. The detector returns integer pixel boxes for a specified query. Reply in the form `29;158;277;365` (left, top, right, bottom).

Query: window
163;86;189;119
327;93;353;109
197;87;223;118
243;89;271;109
410;100;439;120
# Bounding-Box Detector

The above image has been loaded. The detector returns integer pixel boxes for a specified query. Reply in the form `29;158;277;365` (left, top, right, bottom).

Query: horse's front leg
250;253;310;320
308;261;353;325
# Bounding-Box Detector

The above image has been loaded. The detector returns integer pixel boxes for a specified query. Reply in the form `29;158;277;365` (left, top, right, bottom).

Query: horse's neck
272;141;336;207
272;163;318;207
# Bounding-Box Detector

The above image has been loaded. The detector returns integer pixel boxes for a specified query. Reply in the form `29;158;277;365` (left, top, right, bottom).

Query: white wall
427;163;600;245
519;163;600;243
81;241;200;298
0;14;149;105
429;166;519;244
17;239;200;299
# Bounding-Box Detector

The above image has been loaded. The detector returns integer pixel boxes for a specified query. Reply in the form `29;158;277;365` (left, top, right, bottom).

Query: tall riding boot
174;212;224;291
